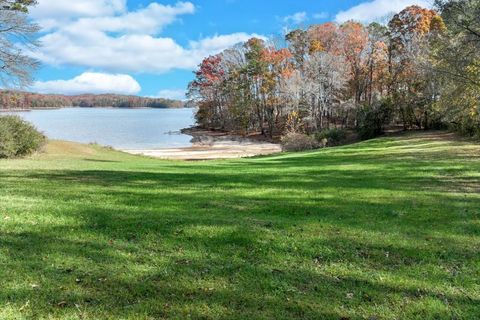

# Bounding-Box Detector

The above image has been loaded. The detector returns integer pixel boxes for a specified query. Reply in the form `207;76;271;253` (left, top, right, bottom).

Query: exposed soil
122;127;282;160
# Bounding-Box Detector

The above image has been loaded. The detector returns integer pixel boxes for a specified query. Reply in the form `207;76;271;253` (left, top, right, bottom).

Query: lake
6;107;197;150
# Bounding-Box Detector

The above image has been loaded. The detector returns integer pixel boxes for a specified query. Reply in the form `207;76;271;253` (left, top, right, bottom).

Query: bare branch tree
0;0;37;13
0;0;39;88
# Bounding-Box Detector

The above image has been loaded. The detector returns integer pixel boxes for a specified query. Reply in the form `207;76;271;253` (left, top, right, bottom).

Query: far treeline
0;91;186;109
188;0;480;141
0;1;185;111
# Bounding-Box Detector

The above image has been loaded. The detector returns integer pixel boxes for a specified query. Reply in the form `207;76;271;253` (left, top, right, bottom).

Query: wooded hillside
0;91;186;109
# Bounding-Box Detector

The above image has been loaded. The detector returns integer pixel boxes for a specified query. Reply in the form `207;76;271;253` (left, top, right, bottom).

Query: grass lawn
0;131;479;319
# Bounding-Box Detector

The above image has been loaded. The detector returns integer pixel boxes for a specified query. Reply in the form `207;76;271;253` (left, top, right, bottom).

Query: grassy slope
0;132;479;320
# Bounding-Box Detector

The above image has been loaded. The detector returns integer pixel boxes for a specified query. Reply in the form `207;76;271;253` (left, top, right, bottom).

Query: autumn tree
187;54;226;129
433;0;480;135
288;23;349;130
365;23;389;105
242;38;271;135
260;46;293;136
337;21;369;108
388;5;445;129
307;23;339;55
188;4;477;142
285;29;309;68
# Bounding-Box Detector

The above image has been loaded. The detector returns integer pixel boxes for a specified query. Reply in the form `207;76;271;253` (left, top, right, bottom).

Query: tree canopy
0;0;37;13
188;1;479;139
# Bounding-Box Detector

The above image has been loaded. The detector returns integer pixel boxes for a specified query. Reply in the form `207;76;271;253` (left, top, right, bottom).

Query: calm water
7;107;196;149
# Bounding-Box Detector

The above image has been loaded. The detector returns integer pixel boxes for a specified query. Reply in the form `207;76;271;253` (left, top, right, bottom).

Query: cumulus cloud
31;0;127;30
283;12;308;25
189;33;264;55
158;89;187;100
30;0;262;74
32;0;126;19
32;72;141;95
335;0;432;23
313;12;329;20
33;31;261;73
52;2;195;34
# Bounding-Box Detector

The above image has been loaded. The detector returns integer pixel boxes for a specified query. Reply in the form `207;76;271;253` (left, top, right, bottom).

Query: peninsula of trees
0;91;186;110
188;1;480;139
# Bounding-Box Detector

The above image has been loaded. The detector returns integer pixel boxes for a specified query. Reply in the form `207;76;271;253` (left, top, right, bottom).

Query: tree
244;38;269;135
188;3;476;141
285;29;309;67
387;5;445;129
0;0;39;87
365;23;389;105
308;23;339;55
433;0;480;135
260;46;293;136
187;54;226;129
1;0;37;12
303;51;347;130
338;21;369;107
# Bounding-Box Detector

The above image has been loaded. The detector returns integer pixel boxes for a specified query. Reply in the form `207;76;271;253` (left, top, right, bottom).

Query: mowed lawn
0;132;479;319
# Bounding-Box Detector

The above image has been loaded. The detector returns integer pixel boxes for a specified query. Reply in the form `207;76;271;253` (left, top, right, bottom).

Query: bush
315;128;347;146
0;115;45;159
357;98;394;140
281;132;319;152
450;117;480;138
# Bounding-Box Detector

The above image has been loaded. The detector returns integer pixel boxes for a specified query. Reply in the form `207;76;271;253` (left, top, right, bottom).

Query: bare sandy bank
122;128;282;160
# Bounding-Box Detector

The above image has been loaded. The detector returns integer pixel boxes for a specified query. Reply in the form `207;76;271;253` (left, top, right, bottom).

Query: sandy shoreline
122;128;282;160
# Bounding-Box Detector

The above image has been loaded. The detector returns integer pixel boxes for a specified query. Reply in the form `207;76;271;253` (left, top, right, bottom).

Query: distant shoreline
0;107;61;112
0;106;188;112
0;91;187;110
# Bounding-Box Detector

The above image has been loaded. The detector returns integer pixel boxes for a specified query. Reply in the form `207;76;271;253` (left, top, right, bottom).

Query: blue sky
28;0;430;99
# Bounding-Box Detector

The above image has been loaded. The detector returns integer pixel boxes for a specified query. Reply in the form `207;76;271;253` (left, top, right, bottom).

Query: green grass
0;132;479;319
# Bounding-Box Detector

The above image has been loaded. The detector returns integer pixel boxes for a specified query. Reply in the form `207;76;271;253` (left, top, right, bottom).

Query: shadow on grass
83;159;121;163
0;132;479;319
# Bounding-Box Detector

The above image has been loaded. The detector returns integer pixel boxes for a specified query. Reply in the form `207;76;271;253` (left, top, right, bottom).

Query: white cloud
313;12;329;20
283;12;308;25
33;31;262;73
158;89;186;100
31;0;127;30
32;72;141;95
189;33;264;54
335;0;432;23
30;1;261;74
57;2;195;34
32;0;126;19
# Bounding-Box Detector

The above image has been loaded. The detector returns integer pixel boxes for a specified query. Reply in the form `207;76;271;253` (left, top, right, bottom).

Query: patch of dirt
123;128;282;160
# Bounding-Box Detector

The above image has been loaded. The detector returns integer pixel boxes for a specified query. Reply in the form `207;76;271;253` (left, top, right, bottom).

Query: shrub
357;98;394;140
315;128;347;146
0;115;45;158
281;132;319;152
449;116;480;138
